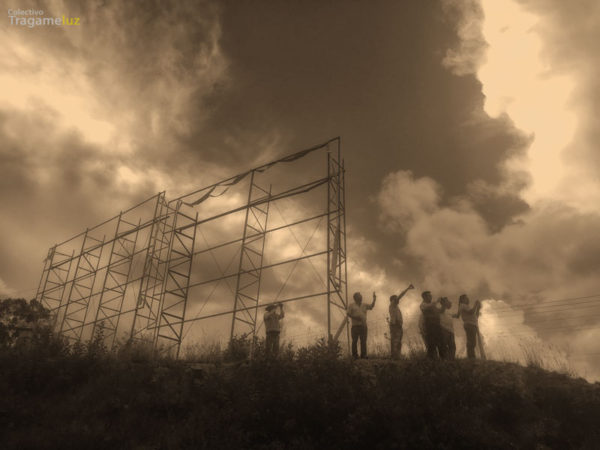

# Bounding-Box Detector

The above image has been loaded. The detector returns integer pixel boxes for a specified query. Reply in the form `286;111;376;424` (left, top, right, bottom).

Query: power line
489;323;600;337
487;298;600;317
487;312;600;326
487;293;600;309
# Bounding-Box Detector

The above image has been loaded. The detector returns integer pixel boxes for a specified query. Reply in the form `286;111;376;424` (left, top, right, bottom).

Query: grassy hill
1;335;599;450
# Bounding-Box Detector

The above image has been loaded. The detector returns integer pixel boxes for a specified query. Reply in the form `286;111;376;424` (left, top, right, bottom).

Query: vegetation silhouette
1;298;599;449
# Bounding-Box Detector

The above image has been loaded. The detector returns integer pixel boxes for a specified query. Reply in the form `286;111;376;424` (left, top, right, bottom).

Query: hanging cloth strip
181;137;338;207
184;171;251;207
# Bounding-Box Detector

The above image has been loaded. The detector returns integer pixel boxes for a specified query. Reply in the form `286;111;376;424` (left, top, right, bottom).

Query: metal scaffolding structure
36;137;348;356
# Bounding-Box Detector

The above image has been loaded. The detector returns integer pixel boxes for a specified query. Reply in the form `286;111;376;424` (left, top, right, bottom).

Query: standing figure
453;294;481;359
347;291;376;359
420;291;443;359
264;303;284;356
388;284;414;359
439;297;456;359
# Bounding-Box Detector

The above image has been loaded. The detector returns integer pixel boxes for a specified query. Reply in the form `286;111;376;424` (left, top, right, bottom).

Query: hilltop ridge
1;338;599;449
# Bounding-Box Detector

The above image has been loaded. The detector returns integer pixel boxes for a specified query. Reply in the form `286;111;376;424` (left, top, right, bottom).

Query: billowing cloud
375;167;600;380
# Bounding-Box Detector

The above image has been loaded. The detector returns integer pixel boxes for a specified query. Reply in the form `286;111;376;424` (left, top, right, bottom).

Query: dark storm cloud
208;0;530;205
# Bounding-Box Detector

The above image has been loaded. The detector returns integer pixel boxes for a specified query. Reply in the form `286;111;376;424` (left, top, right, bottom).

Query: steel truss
230;172;272;341
130;193;177;345
59;230;106;343
91;213;141;348
153;201;197;357
36;137;348;356
36;247;74;329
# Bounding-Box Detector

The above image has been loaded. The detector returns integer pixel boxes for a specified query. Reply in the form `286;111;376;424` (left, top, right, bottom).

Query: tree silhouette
0;298;50;347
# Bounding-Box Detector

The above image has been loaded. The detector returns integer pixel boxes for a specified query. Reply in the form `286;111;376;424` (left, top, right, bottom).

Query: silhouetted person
439;297;456;359
420;291;443;359
347;291;376;359
264;303;284;356
453;294;481;359
389;284;414;359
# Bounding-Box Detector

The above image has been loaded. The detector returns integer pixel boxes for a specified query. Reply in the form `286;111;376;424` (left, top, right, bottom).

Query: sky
1;0;600;380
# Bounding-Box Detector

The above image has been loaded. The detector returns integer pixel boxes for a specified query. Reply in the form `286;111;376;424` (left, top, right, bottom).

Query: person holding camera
264;302;285;356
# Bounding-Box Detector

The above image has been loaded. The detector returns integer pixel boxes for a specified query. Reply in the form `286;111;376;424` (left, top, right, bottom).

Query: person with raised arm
263;302;285;356
388;284;414;359
347;291;376;359
453;294;481;359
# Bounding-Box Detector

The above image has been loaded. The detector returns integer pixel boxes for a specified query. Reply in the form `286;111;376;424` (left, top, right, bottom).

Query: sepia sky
1;0;600;379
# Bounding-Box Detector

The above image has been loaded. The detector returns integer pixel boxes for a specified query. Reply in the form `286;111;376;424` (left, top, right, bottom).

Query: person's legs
438;329;448;359
390;326;402;359
272;332;280;356
398;328;403;357
448;332;456;359
465;325;477;358
266;332;273;356
360;326;368;358
435;325;445;359
351;326;360;359
424;325;437;358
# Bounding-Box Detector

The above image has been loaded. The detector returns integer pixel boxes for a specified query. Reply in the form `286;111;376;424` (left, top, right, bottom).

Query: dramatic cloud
0;0;230;293
367;0;600;379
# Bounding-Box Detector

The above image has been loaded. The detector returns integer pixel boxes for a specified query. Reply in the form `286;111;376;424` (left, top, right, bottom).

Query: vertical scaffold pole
35;247;54;305
327;138;349;349
326;153;332;339
130;193;175;345
342;158;350;352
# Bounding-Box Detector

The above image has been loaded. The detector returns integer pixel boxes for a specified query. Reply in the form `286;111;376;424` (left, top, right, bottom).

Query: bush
223;333;252;362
